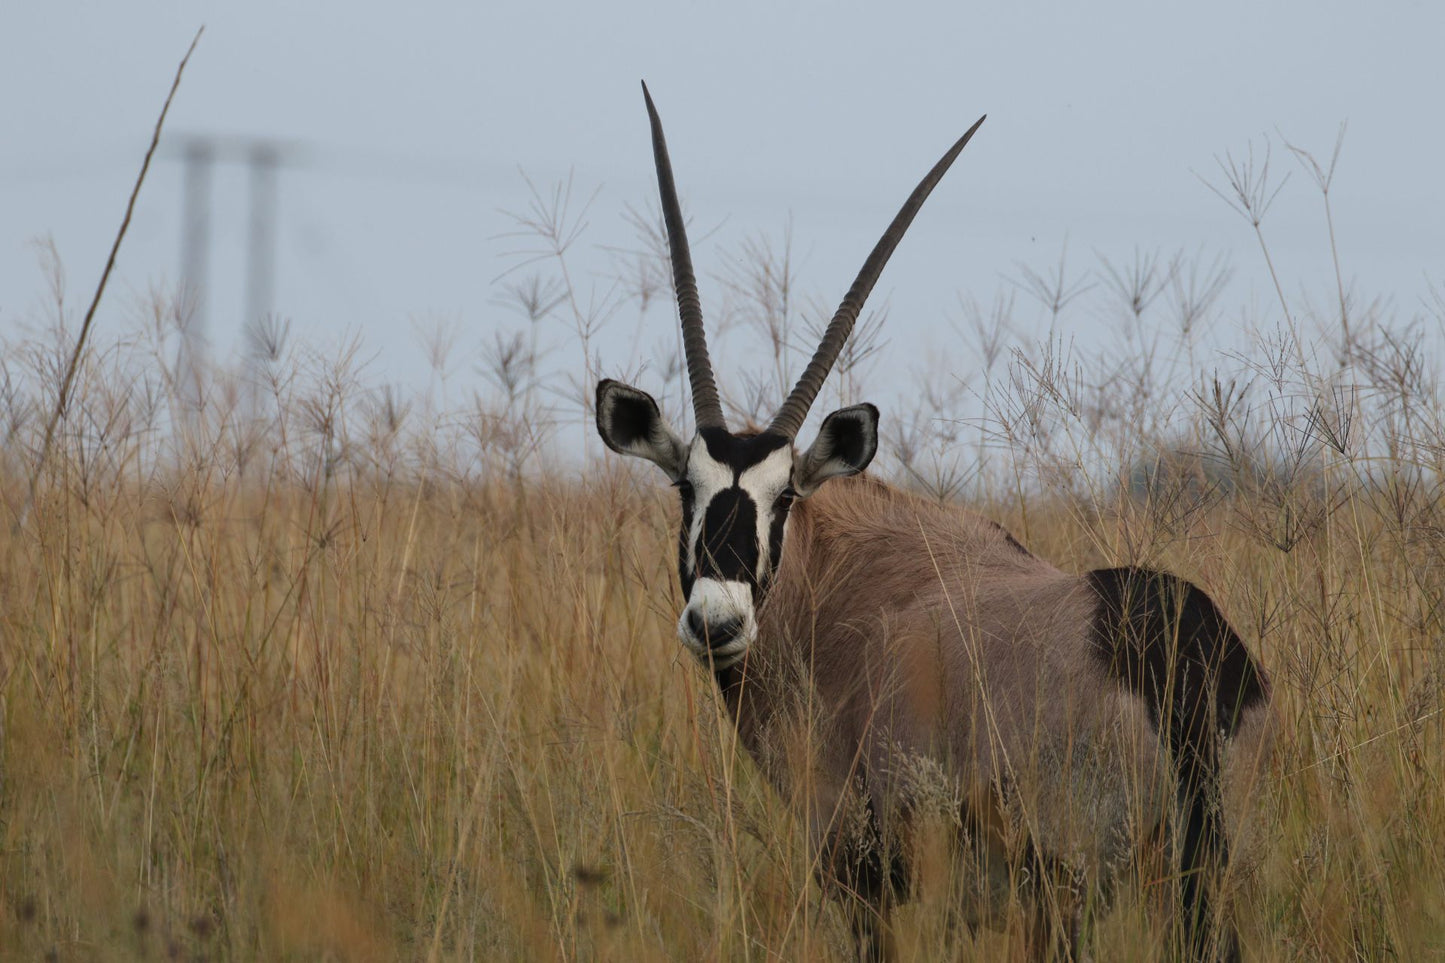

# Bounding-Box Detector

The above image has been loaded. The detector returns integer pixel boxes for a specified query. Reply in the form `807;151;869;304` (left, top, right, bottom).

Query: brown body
716;476;1271;940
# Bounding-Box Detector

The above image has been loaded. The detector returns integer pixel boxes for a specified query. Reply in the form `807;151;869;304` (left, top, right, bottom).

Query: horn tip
642;83;663;128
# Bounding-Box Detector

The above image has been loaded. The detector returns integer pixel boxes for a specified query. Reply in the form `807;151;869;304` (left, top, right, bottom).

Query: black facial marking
678;428;794;596
699;426;790;465
677;481;695;597
764;482;793;590
698;489;760;585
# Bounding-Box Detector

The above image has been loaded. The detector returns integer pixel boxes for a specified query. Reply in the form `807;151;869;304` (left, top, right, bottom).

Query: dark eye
775;487;797;507
673;478;694;496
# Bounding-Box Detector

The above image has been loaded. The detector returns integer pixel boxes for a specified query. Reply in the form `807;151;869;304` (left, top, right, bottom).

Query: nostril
710;617;743;647
686;608;708;641
685;608;744;649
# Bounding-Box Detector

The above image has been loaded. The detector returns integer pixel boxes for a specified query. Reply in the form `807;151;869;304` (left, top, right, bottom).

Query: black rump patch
1085;566;1267;751
1087;567;1267;955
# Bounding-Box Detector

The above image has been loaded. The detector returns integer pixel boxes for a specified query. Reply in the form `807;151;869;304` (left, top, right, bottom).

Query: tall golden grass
3;418;1443;959
3;119;1444;960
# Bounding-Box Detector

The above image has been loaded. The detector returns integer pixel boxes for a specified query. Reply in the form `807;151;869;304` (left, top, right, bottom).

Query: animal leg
812;788;908;963
1020;844;1084;963
844;896;895;963
1177;758;1240;963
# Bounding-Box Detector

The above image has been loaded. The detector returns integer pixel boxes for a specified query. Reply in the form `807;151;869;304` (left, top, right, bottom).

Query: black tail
1085;567;1268;961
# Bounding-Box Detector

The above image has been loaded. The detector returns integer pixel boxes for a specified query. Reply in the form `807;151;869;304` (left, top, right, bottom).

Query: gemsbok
596;83;1273;962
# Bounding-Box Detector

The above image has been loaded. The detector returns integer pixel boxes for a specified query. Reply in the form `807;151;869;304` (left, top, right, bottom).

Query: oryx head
597;83;983;669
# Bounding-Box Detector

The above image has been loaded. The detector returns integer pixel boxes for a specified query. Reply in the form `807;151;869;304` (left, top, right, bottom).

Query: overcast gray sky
4;1;1443;429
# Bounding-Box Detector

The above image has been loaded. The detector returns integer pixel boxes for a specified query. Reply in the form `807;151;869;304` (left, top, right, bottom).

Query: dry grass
4;420;1444;960
3;116;1445;960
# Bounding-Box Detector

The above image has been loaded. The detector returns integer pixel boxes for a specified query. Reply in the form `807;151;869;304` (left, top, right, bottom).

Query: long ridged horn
642;81;726;431
768;114;986;439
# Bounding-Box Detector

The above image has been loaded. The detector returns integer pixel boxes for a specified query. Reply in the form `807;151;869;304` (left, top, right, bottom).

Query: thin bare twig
17;27;203;531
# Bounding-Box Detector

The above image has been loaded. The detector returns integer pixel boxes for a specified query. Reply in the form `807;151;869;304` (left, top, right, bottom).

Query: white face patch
737;445;795;582
681;436;736;578
677;439;795;667
678;577;756;668
682;440;793;577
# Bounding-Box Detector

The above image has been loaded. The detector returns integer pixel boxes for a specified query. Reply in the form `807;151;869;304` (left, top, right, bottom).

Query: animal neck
711;663;748;717
706;475;955;733
705;490;830;741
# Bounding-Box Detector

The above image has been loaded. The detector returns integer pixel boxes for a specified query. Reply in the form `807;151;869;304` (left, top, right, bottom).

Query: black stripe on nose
697;489;759;584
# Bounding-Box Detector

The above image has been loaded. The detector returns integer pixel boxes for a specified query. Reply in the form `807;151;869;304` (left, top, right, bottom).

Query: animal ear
596;379;688;479
794;403;879;496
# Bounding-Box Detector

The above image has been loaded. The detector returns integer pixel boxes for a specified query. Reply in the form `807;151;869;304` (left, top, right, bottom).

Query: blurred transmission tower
177;137;213;413
170;134;300;416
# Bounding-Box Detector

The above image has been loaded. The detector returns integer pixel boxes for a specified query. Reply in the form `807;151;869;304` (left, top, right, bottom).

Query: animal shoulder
800;475;1039;567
